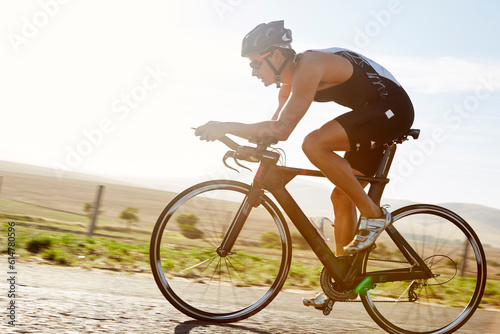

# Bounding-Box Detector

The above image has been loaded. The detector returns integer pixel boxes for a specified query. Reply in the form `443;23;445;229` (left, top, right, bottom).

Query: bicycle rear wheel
360;204;486;334
150;180;291;323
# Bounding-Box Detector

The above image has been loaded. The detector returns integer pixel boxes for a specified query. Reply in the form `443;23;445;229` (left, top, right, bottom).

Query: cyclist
195;20;413;268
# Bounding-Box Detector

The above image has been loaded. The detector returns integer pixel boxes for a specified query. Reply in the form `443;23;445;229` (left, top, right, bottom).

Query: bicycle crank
320;267;359;301
323;299;335;316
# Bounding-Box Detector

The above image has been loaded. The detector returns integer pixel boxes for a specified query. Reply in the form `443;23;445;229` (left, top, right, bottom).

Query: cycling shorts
336;98;414;177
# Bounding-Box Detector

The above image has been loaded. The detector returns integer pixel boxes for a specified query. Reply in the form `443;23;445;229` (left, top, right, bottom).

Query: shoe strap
353;234;368;242
359;217;385;230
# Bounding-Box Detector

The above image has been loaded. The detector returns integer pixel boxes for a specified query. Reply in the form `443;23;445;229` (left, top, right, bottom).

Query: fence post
460;238;469;277
87;185;104;238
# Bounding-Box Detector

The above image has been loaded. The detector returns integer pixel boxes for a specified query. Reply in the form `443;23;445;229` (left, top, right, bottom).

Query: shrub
26;236;53;253
178;224;204;239
176;213;199;226
176;214;204;239
119;207;139;229
42;248;72;265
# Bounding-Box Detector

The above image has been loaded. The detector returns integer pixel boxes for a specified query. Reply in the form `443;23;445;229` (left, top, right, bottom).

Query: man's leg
331;187;356;256
331;174;369;256
302;119;381;219
303;183;364;307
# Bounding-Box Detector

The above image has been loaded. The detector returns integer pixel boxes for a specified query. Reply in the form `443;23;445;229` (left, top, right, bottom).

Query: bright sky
1;1;500;209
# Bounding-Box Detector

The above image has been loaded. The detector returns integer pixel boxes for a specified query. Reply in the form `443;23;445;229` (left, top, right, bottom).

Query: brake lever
223;151;239;173
234;157;252;172
222;150;253;173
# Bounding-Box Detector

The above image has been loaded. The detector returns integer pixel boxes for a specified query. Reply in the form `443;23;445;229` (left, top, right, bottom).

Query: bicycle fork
216;184;262;257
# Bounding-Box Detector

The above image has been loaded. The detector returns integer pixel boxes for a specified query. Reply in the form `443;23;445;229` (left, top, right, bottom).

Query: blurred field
0;161;499;309
0;164;333;262
1;162;499;267
0;169;175;240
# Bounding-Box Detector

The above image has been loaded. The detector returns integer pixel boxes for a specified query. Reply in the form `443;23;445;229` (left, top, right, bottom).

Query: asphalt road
1;260;499;333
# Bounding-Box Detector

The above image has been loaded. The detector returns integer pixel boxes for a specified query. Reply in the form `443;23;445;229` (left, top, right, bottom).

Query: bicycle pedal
303;292;328;309
322;299;335;316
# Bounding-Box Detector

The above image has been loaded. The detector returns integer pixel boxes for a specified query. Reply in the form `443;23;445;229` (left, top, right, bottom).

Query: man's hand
194;121;227;141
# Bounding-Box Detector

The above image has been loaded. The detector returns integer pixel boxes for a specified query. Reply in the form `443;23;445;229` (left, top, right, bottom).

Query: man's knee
302;130;320;158
331;187;354;209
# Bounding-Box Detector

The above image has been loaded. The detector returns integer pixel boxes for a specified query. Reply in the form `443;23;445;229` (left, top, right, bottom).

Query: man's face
248;51;275;87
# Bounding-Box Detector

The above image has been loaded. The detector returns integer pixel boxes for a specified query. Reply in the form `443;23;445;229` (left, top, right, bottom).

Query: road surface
1;259;498;333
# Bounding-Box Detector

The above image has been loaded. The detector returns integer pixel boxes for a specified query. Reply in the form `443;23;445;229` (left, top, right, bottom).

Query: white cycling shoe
303;289;358;309
344;206;392;254
302;292;329;308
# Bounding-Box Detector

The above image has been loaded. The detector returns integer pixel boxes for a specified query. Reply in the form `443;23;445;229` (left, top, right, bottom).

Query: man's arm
195;52;349;142
221;60;322;141
271;84;291;121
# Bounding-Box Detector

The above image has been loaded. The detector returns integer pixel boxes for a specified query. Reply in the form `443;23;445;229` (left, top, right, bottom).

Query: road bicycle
150;129;487;334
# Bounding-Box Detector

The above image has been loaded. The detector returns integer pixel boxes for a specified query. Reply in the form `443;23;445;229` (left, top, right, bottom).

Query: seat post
367;144;397;206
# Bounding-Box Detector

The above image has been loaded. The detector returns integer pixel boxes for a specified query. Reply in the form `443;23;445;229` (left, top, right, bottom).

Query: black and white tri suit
296;47;414;177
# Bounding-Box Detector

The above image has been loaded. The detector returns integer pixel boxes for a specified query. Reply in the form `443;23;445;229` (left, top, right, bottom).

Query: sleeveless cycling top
295;47;405;109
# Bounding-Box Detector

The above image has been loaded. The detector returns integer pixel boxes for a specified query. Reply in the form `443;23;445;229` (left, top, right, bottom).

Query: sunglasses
249;52;271;70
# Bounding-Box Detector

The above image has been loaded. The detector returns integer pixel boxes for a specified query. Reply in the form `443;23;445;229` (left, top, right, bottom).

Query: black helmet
241;20;292;57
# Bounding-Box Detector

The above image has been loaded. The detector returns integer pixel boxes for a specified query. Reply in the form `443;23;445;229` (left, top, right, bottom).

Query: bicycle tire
360;204;487;334
150;180;292;323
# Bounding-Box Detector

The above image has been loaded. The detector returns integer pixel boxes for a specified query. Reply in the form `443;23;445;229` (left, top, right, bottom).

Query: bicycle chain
338;299;414;303
368;257;410;264
335;257;414;303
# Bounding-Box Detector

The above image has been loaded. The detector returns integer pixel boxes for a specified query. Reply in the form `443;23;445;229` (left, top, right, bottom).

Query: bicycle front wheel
150;180;291;323
360;204;487;334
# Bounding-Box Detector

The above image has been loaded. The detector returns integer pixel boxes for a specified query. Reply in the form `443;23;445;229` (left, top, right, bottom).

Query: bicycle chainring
320;267;357;301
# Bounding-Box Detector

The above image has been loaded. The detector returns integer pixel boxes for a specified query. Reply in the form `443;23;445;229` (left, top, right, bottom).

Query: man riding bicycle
195;21;414;302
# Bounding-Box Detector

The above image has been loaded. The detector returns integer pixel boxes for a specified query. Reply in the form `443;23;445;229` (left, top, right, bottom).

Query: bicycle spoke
224;257;242;309
361;205;486;334
181;255;218;273
150;180;291;322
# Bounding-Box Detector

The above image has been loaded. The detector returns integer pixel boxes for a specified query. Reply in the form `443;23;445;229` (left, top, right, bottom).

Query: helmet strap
264;53;292;88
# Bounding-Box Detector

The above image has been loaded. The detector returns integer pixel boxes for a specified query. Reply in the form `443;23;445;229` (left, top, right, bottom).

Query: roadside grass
1;218;498;309
156;242;322;288
0;210;151;242
3;222;151;272
0;219;322;288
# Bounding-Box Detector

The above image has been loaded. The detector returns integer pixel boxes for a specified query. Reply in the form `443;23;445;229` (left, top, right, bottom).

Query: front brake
222;151;252;173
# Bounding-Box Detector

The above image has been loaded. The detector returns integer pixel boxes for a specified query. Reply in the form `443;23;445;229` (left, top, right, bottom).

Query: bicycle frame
218;143;433;290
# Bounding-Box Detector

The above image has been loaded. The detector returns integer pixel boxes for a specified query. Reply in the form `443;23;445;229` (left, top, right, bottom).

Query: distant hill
0;160;177;231
0;160;139;186
0;160;498;248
